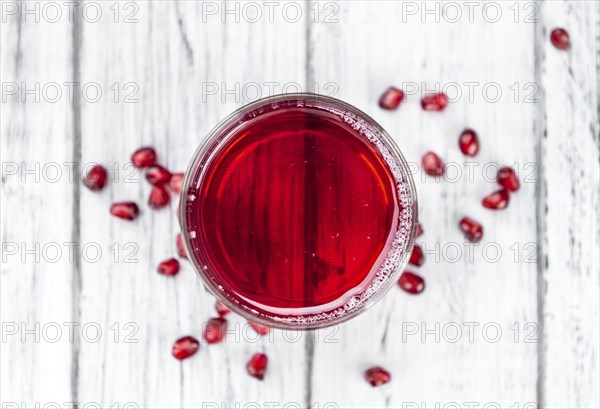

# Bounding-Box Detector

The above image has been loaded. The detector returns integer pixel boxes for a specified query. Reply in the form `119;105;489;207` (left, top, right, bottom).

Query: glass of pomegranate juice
180;93;417;329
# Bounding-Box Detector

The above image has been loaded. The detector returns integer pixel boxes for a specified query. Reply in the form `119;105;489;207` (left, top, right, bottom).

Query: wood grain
0;9;76;406
308;2;539;407
76;1;309;408
537;1;600;408
1;1;599;408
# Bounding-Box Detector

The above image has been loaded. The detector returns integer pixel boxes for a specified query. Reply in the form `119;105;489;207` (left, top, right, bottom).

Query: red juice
182;95;416;328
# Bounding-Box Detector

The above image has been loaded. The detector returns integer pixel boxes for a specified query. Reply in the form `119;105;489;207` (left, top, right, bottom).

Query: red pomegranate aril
398;271;425;294
215;301;231;317
158;258;180;276
416;223;424;237
459;217;484;242
378;87;405;110
246;353;268;380
149;185;170;209
169;173;184;194
421;93;449;111
146;165;172;185
459;129;480;157
176;234;187;259
83;165;108;191
550;28;570;50
409;244;425;266
497;167;520;192
110;202;139;221
203;317;227;344
482;189;510;210
365;367;391;387
422;151;445;177
131;146;157;169
172;336;200;360
249;321;270;336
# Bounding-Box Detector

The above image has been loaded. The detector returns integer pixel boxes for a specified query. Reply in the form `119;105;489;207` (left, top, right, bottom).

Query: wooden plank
0;4;75;406
77;1;309;407
4;1;597;407
538;1;600;408
308;2;539;407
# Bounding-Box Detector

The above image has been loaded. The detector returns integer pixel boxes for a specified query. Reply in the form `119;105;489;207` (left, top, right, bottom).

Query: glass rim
179;92;419;330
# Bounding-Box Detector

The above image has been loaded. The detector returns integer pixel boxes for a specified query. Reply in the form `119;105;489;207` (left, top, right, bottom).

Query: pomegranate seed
365;367;391;387
110;202;139;221
215;301;231;317
172;336;200;360
421;93;449;111
422;151;445;177
497;167;520;192
378;87;405;110
246;353;268;380
146;165;172;185
482;189;510;210
459;217;483;242
83;165;108;191
398;271;425;294
409;244;425;266
458;129;480;157
416;223;424;237
131;146;157;169
149;185;170;209
170;173;184;194
249;321;270;336
550;28;570;50
203;317;227;344
158;258;180;276
176;234;187;259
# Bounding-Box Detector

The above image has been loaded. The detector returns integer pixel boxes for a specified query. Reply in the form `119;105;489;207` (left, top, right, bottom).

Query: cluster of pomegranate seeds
87;147;190;293
481;166;519;210
131;148;185;211
172;336;200;360
146;165;172;185
131;146;157;168
215;301;231;317
246;353;268;380
93;146;184;223
203;317;227;344
458;129;480;157
482;189;510;210
409;244;425;267
550;28;570;50
176;234;187;258
421;93;449;111
157;258;180;276
83;165;108;191
249;321;270;336
365;367;391;387
422;151;445;177
497;167;520;192
169;173;184;195
401;225;426;294
378;88;448;112
398;271;425;294
459;217;484;242
110;202;140;221
378;87;405;110
149;185;170;209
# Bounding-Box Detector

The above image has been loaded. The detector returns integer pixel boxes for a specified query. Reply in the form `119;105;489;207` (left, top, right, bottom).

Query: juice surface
186;106;401;316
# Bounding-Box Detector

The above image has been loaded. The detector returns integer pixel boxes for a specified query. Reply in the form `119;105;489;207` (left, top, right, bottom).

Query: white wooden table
2;1;599;408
